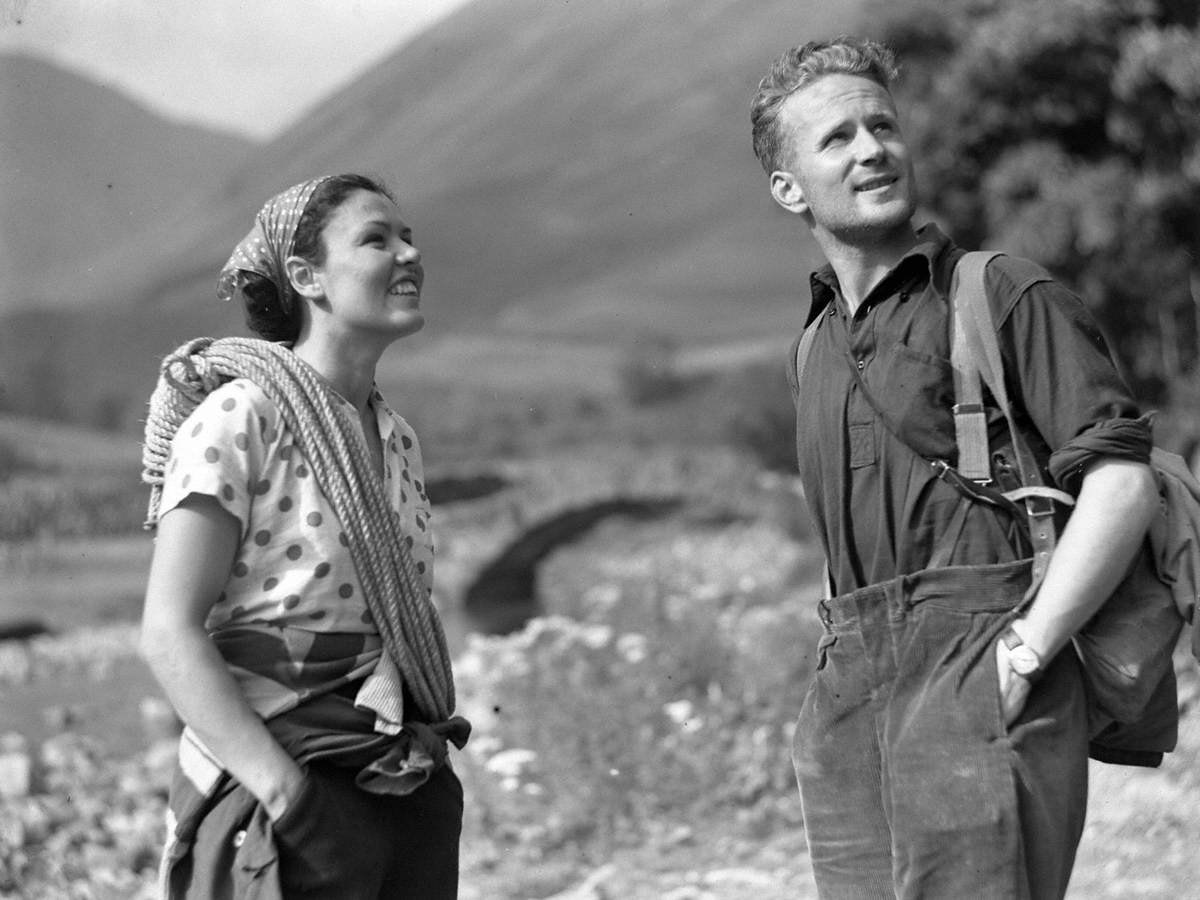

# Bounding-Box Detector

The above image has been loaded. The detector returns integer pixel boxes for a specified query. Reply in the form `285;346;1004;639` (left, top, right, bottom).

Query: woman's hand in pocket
260;759;307;823
270;768;350;891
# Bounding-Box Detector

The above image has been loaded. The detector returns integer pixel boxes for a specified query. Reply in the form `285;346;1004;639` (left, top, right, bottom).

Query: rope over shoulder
142;336;226;525
141;336;457;721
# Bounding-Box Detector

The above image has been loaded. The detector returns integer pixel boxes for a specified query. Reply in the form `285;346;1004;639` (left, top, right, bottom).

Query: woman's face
310;189;425;340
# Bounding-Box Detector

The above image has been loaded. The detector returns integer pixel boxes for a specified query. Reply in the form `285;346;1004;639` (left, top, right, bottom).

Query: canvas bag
949;251;1193;759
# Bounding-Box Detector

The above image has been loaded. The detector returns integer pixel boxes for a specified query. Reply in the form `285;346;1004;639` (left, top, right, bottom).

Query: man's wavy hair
751;36;899;175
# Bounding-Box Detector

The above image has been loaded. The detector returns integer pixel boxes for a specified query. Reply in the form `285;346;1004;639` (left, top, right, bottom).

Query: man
750;37;1159;899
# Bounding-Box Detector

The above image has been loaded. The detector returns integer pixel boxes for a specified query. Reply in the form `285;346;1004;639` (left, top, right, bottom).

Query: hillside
81;0;868;335
0;0;868;428
0;54;256;310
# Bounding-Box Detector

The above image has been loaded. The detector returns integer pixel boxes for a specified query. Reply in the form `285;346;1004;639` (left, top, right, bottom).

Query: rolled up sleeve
991;262;1151;494
1047;415;1153;495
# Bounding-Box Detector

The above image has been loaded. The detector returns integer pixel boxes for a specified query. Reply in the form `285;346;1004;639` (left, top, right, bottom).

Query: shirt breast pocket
870;342;957;461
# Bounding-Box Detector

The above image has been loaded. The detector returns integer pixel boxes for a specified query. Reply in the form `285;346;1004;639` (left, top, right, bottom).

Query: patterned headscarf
217;176;332;304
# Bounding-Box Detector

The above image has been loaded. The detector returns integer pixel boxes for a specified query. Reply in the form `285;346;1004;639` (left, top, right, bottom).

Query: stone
0;733;27;754
42;705;78;731
139;696;181;743
0;751;33;798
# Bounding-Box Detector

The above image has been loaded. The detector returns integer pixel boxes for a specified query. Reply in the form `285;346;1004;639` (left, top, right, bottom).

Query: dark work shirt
790;224;1151;595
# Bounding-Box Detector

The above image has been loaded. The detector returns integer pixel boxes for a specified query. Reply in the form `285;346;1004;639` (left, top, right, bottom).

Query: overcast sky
0;0;473;139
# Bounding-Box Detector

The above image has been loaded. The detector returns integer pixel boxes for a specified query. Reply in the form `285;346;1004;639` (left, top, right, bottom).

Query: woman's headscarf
216;176;332;304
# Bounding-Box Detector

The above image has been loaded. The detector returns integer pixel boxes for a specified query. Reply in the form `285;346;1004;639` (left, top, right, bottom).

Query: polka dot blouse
160;378;435;640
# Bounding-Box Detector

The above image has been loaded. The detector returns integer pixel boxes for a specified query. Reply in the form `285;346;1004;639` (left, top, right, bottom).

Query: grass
1;536;152;634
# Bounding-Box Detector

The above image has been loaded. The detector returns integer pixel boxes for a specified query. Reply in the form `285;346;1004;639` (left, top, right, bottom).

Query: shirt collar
803;223;954;327
329;383;394;442
370;386;396;442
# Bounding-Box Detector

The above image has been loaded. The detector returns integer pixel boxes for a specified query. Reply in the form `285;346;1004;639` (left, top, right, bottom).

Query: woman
140;174;468;899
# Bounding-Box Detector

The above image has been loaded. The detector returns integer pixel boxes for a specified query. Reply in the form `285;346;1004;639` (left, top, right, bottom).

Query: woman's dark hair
242;173;397;342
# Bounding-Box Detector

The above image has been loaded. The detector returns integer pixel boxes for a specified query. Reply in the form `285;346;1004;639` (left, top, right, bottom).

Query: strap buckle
1001;486;1075;520
1023;494;1056;519
931;457;993;488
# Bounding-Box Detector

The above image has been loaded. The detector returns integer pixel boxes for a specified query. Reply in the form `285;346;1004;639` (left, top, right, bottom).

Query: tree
876;0;1200;402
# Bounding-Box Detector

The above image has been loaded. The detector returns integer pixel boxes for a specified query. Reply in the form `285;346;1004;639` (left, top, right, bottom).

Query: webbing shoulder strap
949;252;1002;481
951;251;1075;589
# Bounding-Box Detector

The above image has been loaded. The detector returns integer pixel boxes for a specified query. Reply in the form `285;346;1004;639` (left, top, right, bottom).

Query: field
2;387;1199;898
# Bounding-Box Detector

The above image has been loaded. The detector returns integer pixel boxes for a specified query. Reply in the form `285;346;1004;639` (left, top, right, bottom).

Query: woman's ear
285;255;323;300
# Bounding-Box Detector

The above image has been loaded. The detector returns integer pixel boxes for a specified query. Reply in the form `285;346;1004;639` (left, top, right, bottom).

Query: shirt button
232;829;247;848
856;359;866;371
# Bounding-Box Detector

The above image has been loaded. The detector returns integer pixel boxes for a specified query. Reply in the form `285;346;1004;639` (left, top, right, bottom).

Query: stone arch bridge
424;444;802;637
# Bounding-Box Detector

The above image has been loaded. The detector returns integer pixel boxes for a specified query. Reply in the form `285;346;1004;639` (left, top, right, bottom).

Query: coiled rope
142;336;455;721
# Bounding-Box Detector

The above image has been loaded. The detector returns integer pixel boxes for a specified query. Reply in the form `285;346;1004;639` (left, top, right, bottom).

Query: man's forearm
1010;458;1159;662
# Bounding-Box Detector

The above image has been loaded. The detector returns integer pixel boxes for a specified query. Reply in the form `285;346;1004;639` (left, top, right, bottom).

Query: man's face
769;73;917;244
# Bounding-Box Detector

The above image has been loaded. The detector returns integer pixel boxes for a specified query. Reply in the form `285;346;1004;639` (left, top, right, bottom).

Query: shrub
454;519;820;868
618;336;696;407
719;360;798;474
0;439;21;483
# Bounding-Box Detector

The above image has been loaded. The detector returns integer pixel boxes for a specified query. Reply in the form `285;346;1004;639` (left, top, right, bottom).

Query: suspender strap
791;317;832;594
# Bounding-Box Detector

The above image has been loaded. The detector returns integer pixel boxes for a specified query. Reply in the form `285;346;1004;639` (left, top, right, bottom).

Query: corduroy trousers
792;560;1089;900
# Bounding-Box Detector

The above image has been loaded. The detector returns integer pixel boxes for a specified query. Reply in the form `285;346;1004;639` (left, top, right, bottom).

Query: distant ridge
0;53;257;309
2;0;869;427
69;0;867;333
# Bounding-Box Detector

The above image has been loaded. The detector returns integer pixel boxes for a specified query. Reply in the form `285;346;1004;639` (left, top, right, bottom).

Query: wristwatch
1000;627;1043;681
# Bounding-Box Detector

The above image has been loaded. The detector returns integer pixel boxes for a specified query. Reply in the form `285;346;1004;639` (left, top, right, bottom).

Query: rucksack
790;250;1200;766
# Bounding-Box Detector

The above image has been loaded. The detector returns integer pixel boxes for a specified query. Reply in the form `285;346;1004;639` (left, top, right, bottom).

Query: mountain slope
4;1;870;427
0;54;257;309
78;0;867;334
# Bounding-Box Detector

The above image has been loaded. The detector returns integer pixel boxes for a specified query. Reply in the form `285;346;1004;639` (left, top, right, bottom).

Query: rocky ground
2;514;1198;899
2;697;1197;899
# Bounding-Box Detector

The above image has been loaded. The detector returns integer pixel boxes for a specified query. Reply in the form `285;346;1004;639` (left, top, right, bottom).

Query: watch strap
1000;626;1023;652
1000;626;1043;680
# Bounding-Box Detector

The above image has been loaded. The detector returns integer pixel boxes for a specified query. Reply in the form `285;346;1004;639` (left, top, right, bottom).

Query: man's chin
834;210;916;244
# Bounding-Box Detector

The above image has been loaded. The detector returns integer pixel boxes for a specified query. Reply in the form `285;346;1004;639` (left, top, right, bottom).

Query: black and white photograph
1;1;1198;897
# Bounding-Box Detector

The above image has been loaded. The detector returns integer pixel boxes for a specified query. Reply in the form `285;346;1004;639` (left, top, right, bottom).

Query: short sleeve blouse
159;378;434;637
